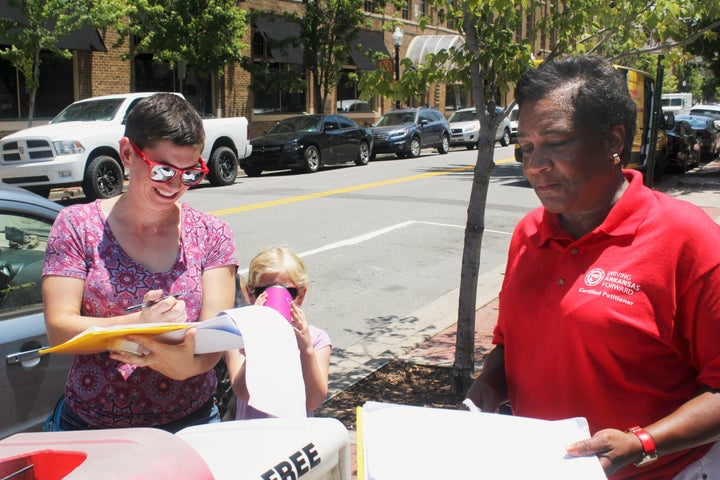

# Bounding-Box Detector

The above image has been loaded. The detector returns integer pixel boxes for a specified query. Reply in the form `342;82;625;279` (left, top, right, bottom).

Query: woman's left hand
565;428;643;476
109;329;199;380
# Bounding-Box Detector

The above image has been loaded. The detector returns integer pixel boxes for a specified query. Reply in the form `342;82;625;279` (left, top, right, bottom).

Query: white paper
360;401;607;480
154;314;245;353
220;306;306;418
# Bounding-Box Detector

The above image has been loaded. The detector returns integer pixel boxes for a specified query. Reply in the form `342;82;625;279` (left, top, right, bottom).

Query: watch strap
626;426;658;467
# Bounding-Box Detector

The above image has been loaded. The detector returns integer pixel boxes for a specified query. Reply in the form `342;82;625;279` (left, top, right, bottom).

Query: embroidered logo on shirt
579;268;641;306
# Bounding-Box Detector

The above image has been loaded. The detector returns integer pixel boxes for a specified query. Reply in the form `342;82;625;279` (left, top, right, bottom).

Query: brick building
1;1;550;137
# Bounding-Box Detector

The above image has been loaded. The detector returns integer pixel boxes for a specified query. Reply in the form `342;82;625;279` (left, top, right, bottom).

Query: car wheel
242;165;262;177
437;134;450;154
465;143;476;150
303;145;321;173
213;359;237;421
355;141;370;166
370;152;377;162
408;136;421;158
500;128;511;146
82;155;124;200
207;146;238;186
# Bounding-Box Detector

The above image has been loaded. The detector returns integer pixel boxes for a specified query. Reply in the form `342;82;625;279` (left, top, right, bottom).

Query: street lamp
392;26;404;109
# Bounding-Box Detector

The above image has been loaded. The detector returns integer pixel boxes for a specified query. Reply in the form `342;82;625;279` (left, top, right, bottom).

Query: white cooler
176;417;351;480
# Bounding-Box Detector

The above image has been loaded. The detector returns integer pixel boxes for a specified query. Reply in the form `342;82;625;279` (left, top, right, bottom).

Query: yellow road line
210;156;514;216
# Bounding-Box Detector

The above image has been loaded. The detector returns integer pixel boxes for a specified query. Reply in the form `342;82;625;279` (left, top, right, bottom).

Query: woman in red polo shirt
466;55;720;479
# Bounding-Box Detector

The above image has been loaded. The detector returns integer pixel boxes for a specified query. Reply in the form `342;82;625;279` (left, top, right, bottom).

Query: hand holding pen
125;292;185;312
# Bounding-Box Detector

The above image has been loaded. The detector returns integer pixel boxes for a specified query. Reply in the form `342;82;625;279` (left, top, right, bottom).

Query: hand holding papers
39;309;254;356
358;401;607;480
221;306;306;418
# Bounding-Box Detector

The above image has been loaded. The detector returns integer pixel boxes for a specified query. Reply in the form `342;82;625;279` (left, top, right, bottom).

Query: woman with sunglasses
226;246;332;420
41;93;238;432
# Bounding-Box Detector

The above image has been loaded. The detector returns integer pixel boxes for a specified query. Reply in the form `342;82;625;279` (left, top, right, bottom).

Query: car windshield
677;116;710;129
690;109;720;120
375;112;416;127
448;111;477;122
52;99;124;123
268;116;322;134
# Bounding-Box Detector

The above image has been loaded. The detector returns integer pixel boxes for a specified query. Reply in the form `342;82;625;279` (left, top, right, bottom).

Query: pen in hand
124;293;185;312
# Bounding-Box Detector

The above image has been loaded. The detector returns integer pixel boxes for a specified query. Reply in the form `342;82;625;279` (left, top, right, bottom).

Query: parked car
240;114;372;177
1;184;67;438
664;119;700;173
0;93;251;200
370;107;450;159
508;105;519;141
689;104;720;121
675;114;720;162
0;185;237;438
447;106;512;149
336;99;372;113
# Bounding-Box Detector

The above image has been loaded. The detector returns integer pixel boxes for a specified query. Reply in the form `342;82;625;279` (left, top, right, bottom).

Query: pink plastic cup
263;285;293;322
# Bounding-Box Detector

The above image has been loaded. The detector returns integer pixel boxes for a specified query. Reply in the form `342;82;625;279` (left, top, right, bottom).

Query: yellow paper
39;323;191;355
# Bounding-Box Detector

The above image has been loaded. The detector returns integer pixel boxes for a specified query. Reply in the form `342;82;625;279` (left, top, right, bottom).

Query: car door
0;193;69;438
418;110;439;147
322;116;343;164
335;115;361;161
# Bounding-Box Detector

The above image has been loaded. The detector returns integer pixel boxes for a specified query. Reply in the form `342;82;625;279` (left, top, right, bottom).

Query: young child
226;246;332;419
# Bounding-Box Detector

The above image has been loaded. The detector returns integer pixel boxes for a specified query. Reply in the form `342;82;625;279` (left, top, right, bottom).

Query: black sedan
675;114;720;162
240;114;373;176
665;120;700;173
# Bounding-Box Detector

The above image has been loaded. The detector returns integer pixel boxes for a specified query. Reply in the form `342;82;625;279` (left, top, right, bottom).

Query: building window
418;0;426;16
398;0;410;20
515;4;523;41
0;53;73;119
253;63;306;114
446;0;456;29
133;54;212;115
363;0;375;13
252;30;268;57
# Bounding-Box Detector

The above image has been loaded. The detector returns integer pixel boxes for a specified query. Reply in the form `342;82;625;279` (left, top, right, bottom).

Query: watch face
634;453;658;467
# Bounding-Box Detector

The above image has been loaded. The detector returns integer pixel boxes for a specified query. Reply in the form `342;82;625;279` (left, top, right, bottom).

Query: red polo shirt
495;169;720;479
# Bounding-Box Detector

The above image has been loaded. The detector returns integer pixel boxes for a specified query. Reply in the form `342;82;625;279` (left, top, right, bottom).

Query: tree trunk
451;2;494;395
451;142;494;394
27;48;41;128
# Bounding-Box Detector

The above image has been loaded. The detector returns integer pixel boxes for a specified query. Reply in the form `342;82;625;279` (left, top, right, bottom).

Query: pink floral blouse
43;200;238;428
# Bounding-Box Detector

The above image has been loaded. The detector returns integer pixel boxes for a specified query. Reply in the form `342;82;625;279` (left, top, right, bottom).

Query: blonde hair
247;246;309;289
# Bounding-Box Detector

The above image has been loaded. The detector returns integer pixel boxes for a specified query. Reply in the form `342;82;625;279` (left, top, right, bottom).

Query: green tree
358;0;720;394
116;0;248;114
0;0;123;126
298;0;369;113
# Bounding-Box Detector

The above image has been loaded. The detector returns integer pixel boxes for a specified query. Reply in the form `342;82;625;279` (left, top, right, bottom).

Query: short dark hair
515;55;636;163
124;93;205;151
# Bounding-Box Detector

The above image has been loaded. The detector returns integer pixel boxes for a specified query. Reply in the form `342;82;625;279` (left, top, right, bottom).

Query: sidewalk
339;160;720;478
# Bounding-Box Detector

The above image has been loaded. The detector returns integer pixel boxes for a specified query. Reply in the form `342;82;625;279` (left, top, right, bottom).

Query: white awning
406;35;464;67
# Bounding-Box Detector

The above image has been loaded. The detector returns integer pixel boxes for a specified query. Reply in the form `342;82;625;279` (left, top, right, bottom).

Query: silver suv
448;106;512;149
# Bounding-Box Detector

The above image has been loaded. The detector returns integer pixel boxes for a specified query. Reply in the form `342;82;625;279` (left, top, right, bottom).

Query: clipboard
39;314;245;356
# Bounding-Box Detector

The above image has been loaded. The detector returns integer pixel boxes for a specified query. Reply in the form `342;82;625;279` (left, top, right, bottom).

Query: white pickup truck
0;92;251;199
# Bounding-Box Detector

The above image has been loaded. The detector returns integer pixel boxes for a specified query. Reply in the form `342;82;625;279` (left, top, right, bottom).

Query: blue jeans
44;396;220;434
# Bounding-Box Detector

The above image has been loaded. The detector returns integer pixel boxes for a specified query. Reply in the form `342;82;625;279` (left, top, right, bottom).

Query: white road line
238;221;512;274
